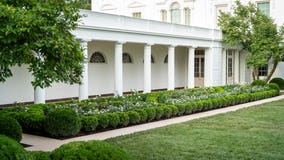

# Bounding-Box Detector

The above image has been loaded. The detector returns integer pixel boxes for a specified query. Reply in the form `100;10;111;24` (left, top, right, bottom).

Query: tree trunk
265;61;278;83
252;67;256;81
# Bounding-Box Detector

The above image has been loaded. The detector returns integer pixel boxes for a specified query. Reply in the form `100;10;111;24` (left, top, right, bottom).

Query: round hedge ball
44;108;81;138
0;115;22;142
0;135;30;160
51;140;131;160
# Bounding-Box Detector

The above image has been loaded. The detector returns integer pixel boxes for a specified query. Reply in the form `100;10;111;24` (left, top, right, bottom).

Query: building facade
0;0;283;106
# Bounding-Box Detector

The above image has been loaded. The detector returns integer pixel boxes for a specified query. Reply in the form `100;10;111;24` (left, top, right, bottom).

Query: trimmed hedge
269;77;284;89
44;108;81;138
251;79;266;86
51;140;131;160
0;85;279;138
0;115;22;142
29;151;51;160
0;135;30;160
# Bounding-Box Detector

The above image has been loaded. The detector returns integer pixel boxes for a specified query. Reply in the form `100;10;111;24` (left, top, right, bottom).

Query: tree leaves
0;0;84;88
218;0;284;81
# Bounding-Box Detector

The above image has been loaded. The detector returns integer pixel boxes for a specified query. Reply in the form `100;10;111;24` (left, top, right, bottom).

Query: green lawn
107;99;284;160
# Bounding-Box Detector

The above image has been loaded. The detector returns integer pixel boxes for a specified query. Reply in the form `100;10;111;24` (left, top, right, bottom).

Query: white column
187;47;195;88
239;51;246;83
34;87;45;104
205;47;213;87
79;40;89;101
222;49;227;85
114;42;124;96
168;45;175;90
144;44;152;93
234;50;240;84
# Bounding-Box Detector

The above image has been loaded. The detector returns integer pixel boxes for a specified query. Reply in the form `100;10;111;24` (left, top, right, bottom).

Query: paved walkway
22;95;284;151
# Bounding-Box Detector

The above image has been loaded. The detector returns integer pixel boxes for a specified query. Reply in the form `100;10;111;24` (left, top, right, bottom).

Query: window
132;12;141;18
161;10;167;22
257;1;270;16
164;55;168;63
184;8;191;25
123;53;133;63
258;64;268;76
170;2;181;24
90;52;106;63
194;50;205;78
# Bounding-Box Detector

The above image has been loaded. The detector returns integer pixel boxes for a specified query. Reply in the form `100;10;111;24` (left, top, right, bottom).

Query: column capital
145;43;154;46
189;46;197;49
168;45;177;48
116;41;126;45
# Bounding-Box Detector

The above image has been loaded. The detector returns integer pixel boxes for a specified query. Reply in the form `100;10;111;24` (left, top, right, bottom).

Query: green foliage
268;83;280;93
81;116;98;132
135;109;148;123
51;140;132;160
162;106;172;118
155;107;164;120
218;0;284;81
117;112;129;127
269;77;284;89
127;111;141;124
97;114;109;129
29;151;51;160
251;80;266;86
0;135;30;160
44;108;81;138
0;0;84;88
144;107;156;122
108;113;120;128
0;115;22;142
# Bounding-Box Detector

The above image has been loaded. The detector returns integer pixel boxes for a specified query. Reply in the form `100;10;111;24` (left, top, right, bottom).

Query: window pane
132;12;141;18
257;2;270;16
171;9;181;24
258;64;268;76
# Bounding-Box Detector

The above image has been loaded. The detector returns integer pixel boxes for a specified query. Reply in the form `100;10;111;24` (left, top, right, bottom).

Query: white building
0;0;283;106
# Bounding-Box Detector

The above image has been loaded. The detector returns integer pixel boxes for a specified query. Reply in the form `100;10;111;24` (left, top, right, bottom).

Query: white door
194;50;205;87
226;50;234;84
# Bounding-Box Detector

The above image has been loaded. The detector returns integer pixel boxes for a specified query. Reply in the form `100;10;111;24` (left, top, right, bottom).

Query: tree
218;0;284;82
0;0;84;88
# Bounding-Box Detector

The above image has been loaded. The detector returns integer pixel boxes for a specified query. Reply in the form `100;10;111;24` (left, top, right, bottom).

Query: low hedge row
0;87;279;137
0;135;132;160
82;89;278;132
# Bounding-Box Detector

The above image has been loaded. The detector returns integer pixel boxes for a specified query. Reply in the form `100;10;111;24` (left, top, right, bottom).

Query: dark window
90;52;106;63
123;53;133;63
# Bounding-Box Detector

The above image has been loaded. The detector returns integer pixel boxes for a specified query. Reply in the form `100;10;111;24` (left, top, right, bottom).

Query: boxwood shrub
51;140;132;160
0;135;30;160
251;79;266;86
81;116;98;132
29;151;51;160
117;112;129;127
269;77;284;89
127;111;141;124
0;115;22;142
107;113;120;128
44;108;81;138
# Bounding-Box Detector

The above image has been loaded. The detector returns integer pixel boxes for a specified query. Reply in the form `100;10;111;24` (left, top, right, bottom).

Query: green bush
0;115;22;142
177;104;186;116
155;107;164;120
135;109;148;123
108;113;120;128
162;106;172;118
0;135;30;160
81;116;98;132
44;108;81;138
97;114;109;129
184;103;193;114
144;107;156;122
251;79;266;86
127;111;141;124
117;112;129;127
29;151;51;160
269;77;284;89
51;140;131;160
169;105;178;116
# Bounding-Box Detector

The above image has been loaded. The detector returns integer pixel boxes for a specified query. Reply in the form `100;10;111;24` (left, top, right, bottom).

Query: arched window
164;55;168;63
184;8;191;25
170;2;181;24
90;52;106;63
161;9;167;22
123;53;133;63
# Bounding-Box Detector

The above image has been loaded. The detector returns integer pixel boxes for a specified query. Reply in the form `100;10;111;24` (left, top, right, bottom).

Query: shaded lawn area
107;99;284;160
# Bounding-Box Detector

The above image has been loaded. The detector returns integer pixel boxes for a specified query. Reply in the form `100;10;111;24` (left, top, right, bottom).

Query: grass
107;99;284;160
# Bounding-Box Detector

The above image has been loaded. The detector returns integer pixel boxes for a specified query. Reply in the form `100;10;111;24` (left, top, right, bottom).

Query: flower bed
0;84;279;138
